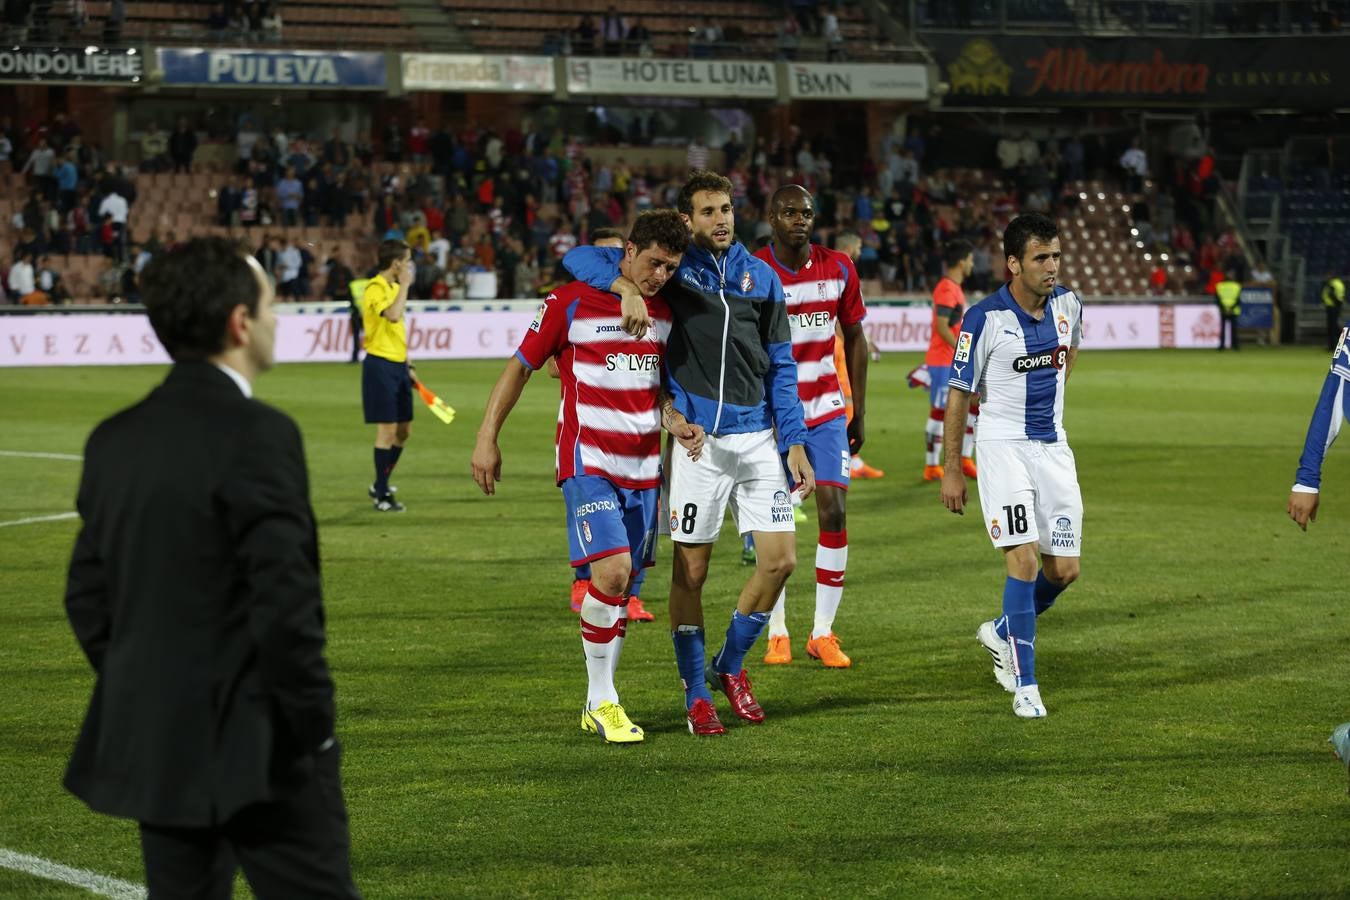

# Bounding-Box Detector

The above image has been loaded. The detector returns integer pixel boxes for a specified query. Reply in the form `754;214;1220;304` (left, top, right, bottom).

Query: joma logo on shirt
1013;346;1068;372
605;353;661;372
789;312;832;329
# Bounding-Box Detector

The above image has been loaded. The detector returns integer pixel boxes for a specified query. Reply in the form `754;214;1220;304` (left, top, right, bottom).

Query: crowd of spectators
3;105;1247;306
205;0;283;44
543;0;844;59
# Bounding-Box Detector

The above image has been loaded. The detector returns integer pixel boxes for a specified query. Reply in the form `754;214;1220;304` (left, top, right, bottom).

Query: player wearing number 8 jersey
940;212;1083;720
472;210;704;744
563;170;816;737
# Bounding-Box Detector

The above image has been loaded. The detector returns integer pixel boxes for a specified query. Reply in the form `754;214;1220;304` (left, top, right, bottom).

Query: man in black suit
63;237;361;899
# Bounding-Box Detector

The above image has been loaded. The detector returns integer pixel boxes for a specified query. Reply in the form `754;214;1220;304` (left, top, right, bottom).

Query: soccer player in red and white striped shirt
753;184;868;668
472;210;704;743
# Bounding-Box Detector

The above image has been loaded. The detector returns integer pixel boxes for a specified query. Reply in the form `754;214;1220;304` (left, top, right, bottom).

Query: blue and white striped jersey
948;284;1083;443
1293;326;1350;490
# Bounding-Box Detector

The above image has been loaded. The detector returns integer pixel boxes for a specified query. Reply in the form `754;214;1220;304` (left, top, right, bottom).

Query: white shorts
974;439;1083;556
667;429;795;543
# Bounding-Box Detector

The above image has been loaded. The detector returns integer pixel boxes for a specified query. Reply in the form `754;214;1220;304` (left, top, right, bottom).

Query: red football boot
706;664;765;724
686;697;727;736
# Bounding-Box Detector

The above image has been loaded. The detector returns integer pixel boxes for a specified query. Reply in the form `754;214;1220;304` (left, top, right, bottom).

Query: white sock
925;410;943;466
963;406;979;459
580;584;625;708
813;532;848;638
768;587;789;638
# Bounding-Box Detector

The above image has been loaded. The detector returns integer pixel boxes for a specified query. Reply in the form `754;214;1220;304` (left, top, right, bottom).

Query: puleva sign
155;48;387;88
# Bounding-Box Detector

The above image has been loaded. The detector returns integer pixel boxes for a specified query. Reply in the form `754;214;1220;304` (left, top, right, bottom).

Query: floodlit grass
1;347;1347;897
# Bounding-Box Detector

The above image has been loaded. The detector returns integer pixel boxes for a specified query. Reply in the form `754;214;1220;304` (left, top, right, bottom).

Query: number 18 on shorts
975;440;1083;556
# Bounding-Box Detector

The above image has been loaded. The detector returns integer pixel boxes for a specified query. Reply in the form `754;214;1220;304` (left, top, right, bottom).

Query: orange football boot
763;634;792;664
805;632;853;668
923;465;944;481
626;596;655;622
570;578;589;614
961;457;978;478
850;456;886;479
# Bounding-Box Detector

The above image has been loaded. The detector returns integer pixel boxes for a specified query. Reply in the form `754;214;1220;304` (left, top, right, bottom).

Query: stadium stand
446;0;878;59
74;0;419;49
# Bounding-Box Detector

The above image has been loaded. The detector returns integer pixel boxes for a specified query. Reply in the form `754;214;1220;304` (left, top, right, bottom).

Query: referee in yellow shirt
363;239;414;511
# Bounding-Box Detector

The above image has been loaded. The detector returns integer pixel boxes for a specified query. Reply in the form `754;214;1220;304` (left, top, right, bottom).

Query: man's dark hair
377;238;410;271
142;237;258;362
944;238;974;268
770;183;812;210
1003;213;1058;263
678;168;734;215
590;226;625;244
628;209;690;256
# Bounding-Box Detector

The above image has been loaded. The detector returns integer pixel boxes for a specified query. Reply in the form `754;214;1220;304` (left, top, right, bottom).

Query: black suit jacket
64;362;336;828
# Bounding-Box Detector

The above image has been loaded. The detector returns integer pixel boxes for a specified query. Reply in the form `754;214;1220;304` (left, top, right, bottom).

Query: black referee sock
389;444;404;474
373;448;395;498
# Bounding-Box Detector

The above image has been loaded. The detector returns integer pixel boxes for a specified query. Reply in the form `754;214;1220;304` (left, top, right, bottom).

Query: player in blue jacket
564;169;815;736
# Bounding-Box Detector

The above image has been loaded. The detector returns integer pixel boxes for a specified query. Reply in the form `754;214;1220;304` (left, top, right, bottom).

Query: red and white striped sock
925;408;944;466
580;583;627;708
813;530;848;639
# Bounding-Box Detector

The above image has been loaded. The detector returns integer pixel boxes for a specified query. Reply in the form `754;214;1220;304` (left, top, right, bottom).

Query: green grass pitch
1;347;1347;898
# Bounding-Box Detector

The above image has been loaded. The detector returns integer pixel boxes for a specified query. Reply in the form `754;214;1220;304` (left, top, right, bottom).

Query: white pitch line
0;848;146;899
0;450;83;461
0;512;79;528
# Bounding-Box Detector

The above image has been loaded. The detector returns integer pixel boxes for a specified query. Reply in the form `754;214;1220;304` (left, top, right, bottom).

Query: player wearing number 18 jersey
940;213;1083;720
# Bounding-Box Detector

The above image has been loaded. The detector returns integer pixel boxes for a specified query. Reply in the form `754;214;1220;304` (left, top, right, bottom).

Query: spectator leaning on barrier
169;118;197;174
140;123;169;173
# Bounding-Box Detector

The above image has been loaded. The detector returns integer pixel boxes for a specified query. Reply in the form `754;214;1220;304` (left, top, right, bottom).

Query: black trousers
139;746;360;900
1328;306;1344;350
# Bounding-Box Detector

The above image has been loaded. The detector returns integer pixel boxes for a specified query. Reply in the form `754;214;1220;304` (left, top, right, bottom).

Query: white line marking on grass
0;512;79;528
0;450;83;461
0;848;146;898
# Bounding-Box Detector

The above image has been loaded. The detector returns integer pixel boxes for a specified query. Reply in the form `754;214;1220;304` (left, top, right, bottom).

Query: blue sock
1035;570;1066;616
999;576;1037;687
575;563;592;581
713;610;771;676
673;626;713;708
373;447;395;496
743;533;755;552
629;565;646;598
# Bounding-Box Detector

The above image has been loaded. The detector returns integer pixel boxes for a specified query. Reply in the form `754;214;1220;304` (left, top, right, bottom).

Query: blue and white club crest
581;520;592;543
742;270;754;292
